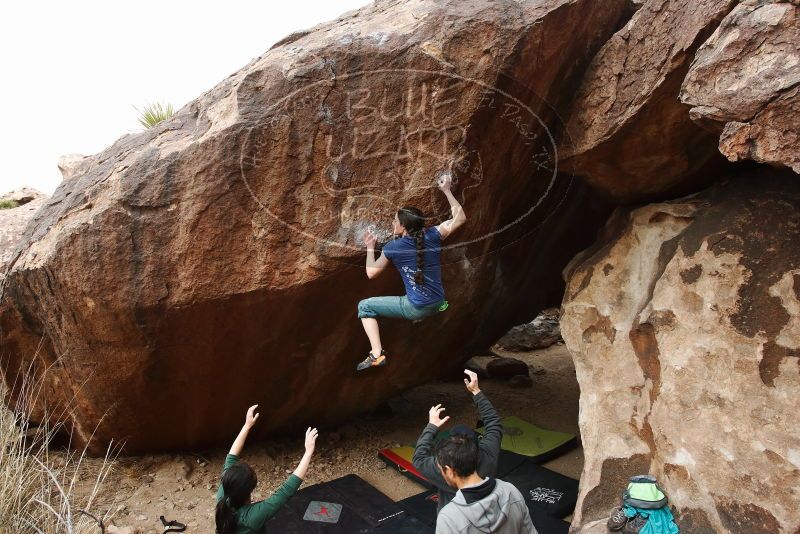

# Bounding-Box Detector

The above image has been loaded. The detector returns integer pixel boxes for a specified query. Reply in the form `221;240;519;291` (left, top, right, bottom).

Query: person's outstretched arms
435;173;466;240
364;227;390;279
464;370;503;477
230;404;260;456
292;427;318;480
216;405;260;501
251;427;319;527
412;404;450;490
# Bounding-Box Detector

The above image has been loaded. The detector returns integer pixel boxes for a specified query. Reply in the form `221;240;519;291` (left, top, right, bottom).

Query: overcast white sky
0;0;369;195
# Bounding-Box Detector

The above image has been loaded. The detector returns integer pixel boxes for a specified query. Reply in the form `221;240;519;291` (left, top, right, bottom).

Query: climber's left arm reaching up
435;173;466;240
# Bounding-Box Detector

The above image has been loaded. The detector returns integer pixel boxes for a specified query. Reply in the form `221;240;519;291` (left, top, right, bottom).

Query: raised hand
245;404;260;429
429;404;450;428
304;427;319;454
437;172;453;192
364;227;378;249
463;370;481;395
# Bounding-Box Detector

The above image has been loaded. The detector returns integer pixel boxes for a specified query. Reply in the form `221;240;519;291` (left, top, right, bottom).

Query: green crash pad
477;416;578;463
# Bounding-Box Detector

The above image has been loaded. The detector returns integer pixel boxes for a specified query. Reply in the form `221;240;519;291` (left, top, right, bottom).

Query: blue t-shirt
382;226;445;307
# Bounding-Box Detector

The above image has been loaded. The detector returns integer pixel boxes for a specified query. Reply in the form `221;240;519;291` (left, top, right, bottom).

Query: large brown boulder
561;170;800;533
0;0;623;453
681;0;800;173
558;0;739;202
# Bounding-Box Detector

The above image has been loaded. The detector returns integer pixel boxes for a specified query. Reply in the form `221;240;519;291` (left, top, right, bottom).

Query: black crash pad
267;474;433;533
503;459;579;519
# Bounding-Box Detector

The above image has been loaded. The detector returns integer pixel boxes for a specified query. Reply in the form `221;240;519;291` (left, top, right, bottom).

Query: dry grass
0;365;118;533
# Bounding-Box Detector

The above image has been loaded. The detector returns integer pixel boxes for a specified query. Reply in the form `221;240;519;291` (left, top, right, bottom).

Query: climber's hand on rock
304;427;319;454
429;404;450;428
437;172;453;192
364;228;378;249
463;370;481;395
245;405;260;429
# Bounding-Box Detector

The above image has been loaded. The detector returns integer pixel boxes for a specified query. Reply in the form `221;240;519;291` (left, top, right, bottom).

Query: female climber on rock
356;172;467;371
215;405;318;534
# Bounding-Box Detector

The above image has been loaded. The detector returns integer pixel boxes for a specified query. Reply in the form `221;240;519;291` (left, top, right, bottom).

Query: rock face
0;0;622;453
494;307;561;351
558;0;739;202
561;170;800;533
0;188;48;280
681;0;800;174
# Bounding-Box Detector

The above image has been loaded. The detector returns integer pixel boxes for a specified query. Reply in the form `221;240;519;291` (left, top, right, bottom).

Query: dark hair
397;207;426;285
216;463;257;534
434;434;479;478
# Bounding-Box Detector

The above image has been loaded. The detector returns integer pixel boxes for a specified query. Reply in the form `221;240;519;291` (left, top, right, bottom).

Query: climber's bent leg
356;296;406;371
360;318;383;357
398;297;444;321
358;296;406;352
358;296;407;320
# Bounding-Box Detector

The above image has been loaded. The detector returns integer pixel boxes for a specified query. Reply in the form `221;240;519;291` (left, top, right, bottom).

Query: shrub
0;364;117;533
134;101;174;129
0;199;20;210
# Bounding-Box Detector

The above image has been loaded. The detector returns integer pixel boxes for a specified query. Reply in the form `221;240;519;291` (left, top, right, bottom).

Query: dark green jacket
412;392;503;511
216;454;302;534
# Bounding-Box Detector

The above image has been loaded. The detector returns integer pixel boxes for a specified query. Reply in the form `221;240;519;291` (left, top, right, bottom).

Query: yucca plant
0;361;118;533
134;101;174;129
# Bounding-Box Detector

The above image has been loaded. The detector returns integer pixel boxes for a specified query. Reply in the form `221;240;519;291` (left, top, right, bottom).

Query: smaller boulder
0;187;43;206
0;188;48;280
57;153;91;181
495;308;562;351
486;357;530;380
509;375;533;388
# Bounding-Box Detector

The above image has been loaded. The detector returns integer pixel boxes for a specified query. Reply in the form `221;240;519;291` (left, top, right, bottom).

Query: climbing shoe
356;350;386;371
607;506;628;531
622;514;648;534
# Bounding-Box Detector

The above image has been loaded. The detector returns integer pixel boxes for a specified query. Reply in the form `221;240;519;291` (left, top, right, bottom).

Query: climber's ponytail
215;497;238;534
215;463;257;534
397;207;426;285
412;228;425;285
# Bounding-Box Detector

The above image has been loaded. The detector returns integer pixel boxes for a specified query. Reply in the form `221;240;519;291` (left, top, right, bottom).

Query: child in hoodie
434;433;537;534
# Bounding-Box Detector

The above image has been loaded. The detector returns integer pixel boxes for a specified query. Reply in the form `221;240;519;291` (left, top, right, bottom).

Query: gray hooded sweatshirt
436;478;537;534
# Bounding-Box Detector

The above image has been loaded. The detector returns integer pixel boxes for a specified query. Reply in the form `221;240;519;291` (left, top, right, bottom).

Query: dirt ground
77;343;583;533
